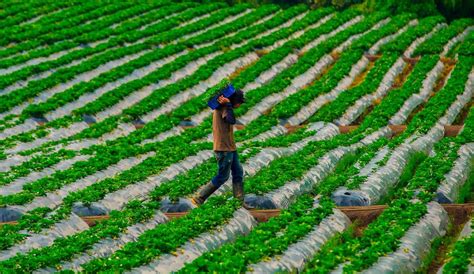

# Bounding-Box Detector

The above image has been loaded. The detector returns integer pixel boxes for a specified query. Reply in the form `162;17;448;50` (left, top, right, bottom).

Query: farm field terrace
0;0;473;273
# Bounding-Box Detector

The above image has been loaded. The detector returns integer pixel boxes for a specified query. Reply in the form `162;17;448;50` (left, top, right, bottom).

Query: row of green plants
306;199;428;272
309;53;399;122
414;18;474;56
0;0;55;21
393;56;474;145
235;12;413;140
240;22;450;197
380;15;445;54
457;30;474;56
0;72;354;271
0;0;85;29
0;6;323;249
0;0;126;48
354;56;438;134
0;7;380;199
331;139;388;191
0;2;195;88
73;5;284;116
0;4;298;153
0;3;225;115
304;15;446;124
0;9;412;206
440;109;474;274
245;138;338;194
0;122;320;269
347;13;411;51
0;8;470;271
402;87;473;200
179;196;335;273
0;0;173;69
153;21;460;271
0;0;82;28
0;149;76;186
0;8;378;262
273;50;363;118
303;55;474;273
0;9;462;269
0;194;241;272
178;140;389;272
255;51;459;272
247;124;316;147
0;4;327;172
442;216;474;274
3;124;342;271
50;1;175;43
16;4;250;120
0;5;309;185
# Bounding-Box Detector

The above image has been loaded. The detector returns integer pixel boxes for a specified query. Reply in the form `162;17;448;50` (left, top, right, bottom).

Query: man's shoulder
214;106;226;112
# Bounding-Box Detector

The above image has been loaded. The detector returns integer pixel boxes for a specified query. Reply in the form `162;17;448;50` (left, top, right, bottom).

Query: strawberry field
0;0;473;273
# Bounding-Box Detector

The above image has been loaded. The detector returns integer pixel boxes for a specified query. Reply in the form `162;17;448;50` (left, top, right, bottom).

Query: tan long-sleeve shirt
212;107;236;151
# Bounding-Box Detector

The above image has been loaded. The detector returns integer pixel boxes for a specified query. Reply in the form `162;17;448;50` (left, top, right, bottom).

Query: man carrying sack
192;87;253;209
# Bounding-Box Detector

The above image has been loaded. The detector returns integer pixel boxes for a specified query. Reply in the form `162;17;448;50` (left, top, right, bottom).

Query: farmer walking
192;89;252;209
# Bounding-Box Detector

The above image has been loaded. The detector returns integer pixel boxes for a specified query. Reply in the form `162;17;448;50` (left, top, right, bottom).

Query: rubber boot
233;181;254;210
191;182;218;206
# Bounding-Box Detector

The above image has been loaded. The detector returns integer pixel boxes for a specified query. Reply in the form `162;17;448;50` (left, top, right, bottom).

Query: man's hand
217;95;231;105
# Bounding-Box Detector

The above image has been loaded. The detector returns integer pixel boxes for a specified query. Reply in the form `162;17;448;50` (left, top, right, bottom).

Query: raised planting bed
2;204;471;228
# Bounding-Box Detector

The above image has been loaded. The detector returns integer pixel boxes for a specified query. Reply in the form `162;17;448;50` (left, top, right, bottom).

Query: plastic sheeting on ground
131;208;256;273
435;143;474;203
248;209;350;273
363;202;448;273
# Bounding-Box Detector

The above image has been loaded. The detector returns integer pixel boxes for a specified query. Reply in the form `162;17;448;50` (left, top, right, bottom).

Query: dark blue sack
207;83;235;110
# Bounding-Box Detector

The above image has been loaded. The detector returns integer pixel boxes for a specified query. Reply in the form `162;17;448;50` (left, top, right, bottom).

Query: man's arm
223;103;236;124
217;95;236;124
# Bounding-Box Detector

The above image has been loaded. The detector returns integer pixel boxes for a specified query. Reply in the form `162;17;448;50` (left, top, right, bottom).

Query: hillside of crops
0;0;473;272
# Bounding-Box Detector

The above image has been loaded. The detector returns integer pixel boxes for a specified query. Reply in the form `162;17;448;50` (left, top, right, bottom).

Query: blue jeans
211;151;244;187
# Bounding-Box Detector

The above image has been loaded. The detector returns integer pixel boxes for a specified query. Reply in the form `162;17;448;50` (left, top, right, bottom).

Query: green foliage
442;219;474;273
456;158;474;203
214;0;473;20
305;199;428;272
179;196;335;273
436;0;474;21
374;0;440;17
378;152;427;204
